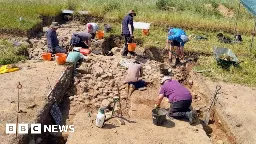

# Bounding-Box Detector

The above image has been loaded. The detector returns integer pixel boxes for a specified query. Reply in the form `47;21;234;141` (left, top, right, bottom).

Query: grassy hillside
0;0;254;34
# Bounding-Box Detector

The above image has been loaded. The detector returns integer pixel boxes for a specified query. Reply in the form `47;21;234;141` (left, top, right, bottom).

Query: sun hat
181;35;189;43
128;10;136;16
50;22;60;29
160;76;172;85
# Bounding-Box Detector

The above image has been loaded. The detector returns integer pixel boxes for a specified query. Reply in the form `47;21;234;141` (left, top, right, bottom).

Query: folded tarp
240;0;256;16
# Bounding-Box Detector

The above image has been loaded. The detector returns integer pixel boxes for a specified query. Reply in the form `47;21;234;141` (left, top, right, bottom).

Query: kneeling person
70;32;92;48
155;75;197;125
124;61;145;96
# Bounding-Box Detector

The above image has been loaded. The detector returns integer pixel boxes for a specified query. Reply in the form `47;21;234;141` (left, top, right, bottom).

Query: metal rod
16;82;22;139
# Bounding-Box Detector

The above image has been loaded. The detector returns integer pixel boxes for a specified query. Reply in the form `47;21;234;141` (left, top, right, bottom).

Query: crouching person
155;75;197;125
124;61;146;96
70;32;92;48
66;48;87;69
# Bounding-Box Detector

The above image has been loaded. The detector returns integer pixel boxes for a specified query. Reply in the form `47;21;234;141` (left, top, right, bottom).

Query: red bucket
80;48;91;55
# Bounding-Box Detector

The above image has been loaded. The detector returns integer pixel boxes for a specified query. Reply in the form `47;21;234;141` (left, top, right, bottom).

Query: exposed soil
63;44;234;144
192;75;256;143
0;60;66;144
1;21;256;144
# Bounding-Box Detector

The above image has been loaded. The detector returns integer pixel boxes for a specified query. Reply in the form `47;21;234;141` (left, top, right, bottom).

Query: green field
1;0;256;86
0;0;254;34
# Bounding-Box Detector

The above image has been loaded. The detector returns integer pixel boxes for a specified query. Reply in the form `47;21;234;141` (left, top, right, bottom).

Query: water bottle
96;108;105;128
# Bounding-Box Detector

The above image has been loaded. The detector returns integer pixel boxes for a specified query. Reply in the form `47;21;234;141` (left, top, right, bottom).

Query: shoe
138;87;146;91
186;110;198;125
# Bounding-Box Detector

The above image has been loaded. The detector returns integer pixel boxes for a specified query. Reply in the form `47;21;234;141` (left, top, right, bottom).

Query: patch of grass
190;34;256;87
0;40;28;65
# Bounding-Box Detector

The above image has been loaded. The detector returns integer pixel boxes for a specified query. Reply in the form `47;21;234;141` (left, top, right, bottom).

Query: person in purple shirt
121;10;136;57
166;28;189;66
155;75;197;125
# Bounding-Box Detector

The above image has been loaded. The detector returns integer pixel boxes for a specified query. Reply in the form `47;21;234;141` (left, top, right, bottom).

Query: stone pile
68;49;164;111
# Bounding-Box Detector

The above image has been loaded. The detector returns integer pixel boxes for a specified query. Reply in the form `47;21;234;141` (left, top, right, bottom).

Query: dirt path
0;60;66;143
192;75;256;143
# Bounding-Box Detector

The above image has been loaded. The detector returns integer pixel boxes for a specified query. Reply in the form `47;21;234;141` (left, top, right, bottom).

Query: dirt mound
217;4;234;18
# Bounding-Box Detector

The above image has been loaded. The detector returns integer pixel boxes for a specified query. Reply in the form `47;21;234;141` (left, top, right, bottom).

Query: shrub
156;0;169;11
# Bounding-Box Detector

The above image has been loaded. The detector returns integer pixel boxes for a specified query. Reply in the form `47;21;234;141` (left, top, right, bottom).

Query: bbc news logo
6;124;75;134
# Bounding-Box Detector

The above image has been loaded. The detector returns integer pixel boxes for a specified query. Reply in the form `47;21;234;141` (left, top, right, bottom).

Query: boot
175;58;180;65
186;110;198;125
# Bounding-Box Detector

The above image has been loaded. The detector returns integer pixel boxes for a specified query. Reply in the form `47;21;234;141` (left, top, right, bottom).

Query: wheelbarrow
213;47;239;68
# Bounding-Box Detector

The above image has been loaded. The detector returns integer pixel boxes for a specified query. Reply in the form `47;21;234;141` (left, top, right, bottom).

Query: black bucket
152;108;167;126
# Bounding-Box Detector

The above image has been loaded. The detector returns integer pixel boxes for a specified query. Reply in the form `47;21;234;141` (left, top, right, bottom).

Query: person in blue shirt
46;22;66;54
166;27;189;65
121;10;136;57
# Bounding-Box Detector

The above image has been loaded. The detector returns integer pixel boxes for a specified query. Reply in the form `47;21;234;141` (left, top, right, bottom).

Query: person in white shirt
86;22;99;39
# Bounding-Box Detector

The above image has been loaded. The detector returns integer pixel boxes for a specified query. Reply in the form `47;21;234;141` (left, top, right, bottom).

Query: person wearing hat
121;10;136;57
46;22;66;54
85;22;99;39
70;32;92;48
166;27;189;66
155;75;197;125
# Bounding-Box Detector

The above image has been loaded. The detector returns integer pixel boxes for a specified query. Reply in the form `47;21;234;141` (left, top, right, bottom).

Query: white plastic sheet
133;22;151;30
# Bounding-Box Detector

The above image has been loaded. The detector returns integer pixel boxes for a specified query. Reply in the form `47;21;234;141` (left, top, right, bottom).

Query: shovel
203;85;221;125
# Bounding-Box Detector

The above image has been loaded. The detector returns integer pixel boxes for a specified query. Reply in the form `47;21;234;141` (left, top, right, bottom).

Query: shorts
128;80;146;89
171;40;181;47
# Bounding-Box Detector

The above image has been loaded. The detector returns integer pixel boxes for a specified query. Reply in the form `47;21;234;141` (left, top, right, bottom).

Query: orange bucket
80;48;91;55
96;30;104;39
55;53;67;65
142;29;149;36
42;53;52;61
128;43;136;52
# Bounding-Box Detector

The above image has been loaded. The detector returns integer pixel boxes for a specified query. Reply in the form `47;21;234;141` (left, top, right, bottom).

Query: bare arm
140;67;143;77
121;24;123;34
88;39;91;47
155;94;164;107
128;24;133;36
166;39;170;49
